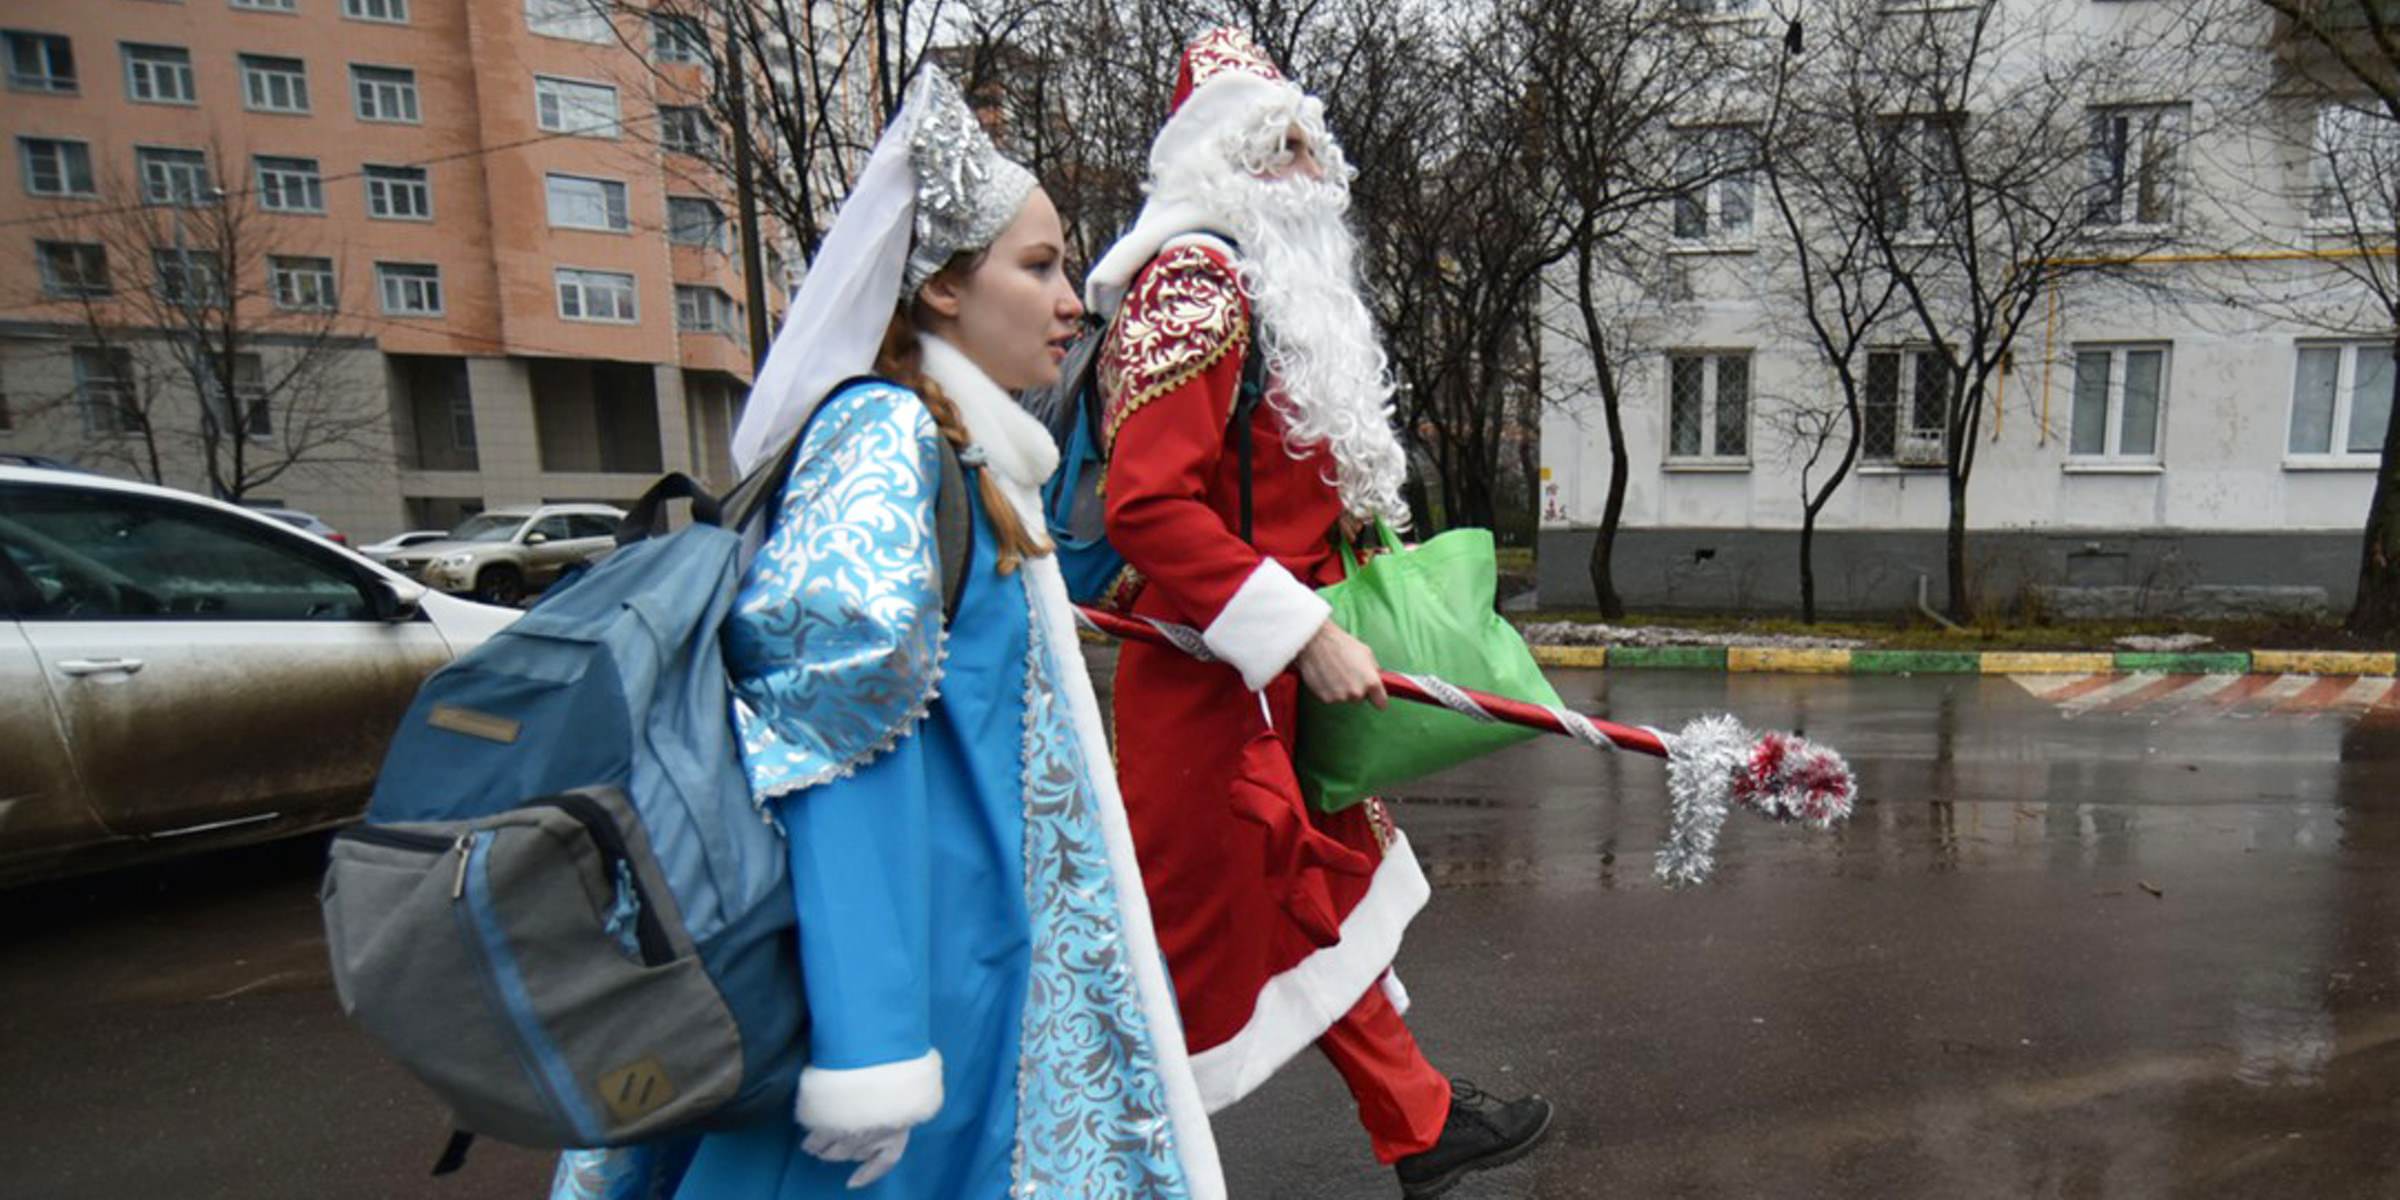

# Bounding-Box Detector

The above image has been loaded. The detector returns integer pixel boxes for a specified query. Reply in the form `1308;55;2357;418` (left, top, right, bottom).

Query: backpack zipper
338;825;456;854
527;793;675;967
453;830;603;1144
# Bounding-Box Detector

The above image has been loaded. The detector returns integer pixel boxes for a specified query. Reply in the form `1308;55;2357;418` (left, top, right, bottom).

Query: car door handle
58;658;145;678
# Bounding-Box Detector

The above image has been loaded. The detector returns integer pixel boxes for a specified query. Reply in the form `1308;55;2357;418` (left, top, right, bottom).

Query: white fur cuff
1203;558;1331;692
795;1050;945;1136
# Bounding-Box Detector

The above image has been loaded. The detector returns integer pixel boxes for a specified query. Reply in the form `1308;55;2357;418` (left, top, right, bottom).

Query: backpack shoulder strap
933;438;970;622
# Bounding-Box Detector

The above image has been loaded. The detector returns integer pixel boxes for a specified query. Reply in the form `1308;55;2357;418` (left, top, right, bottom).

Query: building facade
1;0;771;540
1536;2;2393;619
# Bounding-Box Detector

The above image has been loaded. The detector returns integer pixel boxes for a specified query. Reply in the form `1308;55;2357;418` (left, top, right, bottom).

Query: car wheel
473;565;525;608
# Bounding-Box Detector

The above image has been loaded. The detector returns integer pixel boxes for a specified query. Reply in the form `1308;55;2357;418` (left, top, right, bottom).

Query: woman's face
918;188;1084;391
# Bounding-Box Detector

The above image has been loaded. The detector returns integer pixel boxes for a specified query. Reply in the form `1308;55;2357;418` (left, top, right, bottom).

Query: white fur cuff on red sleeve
1202;558;1331;691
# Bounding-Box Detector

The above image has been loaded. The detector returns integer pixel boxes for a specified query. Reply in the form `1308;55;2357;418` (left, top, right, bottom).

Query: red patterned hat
1171;27;1284;115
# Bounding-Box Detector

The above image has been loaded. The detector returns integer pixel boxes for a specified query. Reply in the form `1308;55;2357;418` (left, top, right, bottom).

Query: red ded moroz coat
1099;239;1432;1113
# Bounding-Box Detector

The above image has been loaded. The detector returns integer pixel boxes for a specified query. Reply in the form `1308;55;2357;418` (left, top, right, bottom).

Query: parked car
245;505;349;546
0;452;85;472
378;504;626;607
357;529;450;562
0;465;519;886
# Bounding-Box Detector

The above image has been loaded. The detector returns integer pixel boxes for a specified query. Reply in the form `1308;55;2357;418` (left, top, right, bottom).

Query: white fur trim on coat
1203;558;1331;692
1187;832;1432;1112
795;1050;944;1135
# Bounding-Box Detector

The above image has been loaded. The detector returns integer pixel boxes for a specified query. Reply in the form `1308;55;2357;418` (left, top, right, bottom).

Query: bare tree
1519;0;1750;617
2228;0;2400;634
1784;0;2201;621
13;156;383;501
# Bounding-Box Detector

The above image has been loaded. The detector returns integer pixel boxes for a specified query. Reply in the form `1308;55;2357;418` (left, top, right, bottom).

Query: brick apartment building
0;0;780;539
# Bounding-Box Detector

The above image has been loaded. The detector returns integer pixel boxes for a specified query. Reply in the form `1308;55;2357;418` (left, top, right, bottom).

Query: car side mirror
371;576;427;622
524;531;549;545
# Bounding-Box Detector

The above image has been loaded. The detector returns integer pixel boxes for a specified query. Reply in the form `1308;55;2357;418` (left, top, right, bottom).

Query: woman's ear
916;272;965;321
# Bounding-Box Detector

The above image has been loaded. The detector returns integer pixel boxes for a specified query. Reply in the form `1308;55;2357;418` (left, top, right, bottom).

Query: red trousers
1317;981;1453;1163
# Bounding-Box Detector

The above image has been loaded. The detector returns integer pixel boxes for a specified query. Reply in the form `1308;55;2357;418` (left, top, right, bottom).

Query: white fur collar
917;334;1060;493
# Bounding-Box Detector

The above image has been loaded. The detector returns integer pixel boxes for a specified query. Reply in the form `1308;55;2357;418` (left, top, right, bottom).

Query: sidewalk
1526;643;2397;677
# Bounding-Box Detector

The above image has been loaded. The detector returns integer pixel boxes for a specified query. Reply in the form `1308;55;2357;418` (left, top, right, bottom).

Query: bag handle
1335;518;1405;580
617;473;722;545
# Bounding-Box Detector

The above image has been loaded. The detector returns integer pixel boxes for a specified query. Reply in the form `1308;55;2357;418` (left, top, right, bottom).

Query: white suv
378;504;626;607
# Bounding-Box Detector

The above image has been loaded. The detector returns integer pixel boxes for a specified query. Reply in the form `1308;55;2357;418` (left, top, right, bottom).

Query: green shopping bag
1295;521;1561;813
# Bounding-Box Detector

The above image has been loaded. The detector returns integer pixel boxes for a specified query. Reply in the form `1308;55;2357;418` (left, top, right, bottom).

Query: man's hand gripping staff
1073;605;1858;885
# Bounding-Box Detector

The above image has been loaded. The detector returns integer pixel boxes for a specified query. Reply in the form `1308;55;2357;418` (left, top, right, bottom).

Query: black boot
1394;1079;1554;1198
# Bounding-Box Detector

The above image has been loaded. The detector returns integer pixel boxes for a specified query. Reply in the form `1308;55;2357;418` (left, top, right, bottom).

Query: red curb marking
2098;674;2201;713
2272;675;2357;715
2193;673;2280;712
2041;674;2126;703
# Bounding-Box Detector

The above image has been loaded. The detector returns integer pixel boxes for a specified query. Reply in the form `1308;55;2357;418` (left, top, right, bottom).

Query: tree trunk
2347;338;2400;636
1945;468;1971;624
1800;505;1820;625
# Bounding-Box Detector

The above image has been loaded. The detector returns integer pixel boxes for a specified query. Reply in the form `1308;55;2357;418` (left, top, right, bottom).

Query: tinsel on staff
1073;606;1858;884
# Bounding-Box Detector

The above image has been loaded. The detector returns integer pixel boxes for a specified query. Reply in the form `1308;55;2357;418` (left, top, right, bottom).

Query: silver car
380;504;626;607
0;466;518;885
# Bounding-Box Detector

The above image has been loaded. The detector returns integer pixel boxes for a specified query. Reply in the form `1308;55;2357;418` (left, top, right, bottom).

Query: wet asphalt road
5;664;2398;1199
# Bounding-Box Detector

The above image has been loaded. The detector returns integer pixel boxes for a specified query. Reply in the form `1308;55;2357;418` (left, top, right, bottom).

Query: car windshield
447;514;527;544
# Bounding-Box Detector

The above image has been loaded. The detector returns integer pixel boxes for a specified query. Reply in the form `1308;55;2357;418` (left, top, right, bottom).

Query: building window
343;0;409;20
153;247;226;306
1672;128;1756;245
124;43;196;104
676;284;737;334
525;0;611;43
653;13;708;63
557;268;638;322
352;64;420;123
378;261;443;315
20;137;94;196
240;54;309;113
74;347;141;436
270;255;336;310
2310;103;2400;227
668;195;729;249
37;241;109;297
1865;348;1950;465
450;391;477;449
6;30;77;93
534;75;620;137
1665;352;1750;463
255;155;324;212
2290;342;2394;460
204;352;272;439
545;173;629;231
2068;345;2167;462
137;147;214;205
659;105;713;156
1672;0;1759;12
2085;105;2184;229
1880;114;1960;238
233;0;301;11
364;163;431;219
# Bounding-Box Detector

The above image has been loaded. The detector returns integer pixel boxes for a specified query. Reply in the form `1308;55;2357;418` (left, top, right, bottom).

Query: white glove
801;1124;912;1190
791;1051;944;1191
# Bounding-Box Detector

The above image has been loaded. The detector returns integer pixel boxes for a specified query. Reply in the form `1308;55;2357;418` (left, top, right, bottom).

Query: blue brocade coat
554;343;1222;1200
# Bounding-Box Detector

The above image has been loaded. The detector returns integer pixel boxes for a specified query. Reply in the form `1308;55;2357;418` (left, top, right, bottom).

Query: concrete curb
1529;645;2399;677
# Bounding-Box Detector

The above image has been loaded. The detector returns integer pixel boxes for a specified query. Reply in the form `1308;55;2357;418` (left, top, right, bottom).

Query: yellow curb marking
1531;645;1609;669
1982;652;2112;675
1727;647;1853;674
2250;650;2398;677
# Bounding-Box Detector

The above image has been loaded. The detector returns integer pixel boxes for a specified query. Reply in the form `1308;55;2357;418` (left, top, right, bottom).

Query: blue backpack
322;383;969;1167
1023;247;1268;608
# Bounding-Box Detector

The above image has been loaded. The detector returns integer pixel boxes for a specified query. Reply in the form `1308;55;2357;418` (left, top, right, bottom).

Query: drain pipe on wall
1917;572;1965;633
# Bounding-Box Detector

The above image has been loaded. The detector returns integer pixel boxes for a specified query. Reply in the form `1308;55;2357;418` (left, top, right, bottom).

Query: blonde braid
874;311;1053;576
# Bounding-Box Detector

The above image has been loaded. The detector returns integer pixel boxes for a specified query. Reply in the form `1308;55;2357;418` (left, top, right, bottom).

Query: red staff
1074;604;1858;885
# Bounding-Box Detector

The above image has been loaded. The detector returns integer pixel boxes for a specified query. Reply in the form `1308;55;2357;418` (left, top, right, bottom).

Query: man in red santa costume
1087;26;1555;1198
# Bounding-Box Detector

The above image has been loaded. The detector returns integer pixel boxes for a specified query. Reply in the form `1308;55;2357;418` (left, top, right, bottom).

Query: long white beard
1151;122;1411;526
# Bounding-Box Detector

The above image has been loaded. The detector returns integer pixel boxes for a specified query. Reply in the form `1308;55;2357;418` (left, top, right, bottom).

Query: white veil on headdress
730;68;1036;475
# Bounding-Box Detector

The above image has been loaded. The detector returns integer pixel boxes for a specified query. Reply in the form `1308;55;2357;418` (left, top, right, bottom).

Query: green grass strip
2111;651;2252;675
1605;645;1729;670
1850;649;1983;675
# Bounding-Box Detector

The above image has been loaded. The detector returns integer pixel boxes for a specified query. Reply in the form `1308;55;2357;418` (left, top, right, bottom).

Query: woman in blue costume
552;68;1222;1200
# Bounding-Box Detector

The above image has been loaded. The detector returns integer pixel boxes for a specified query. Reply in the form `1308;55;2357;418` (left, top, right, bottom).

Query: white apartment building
1537;0;2394;618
